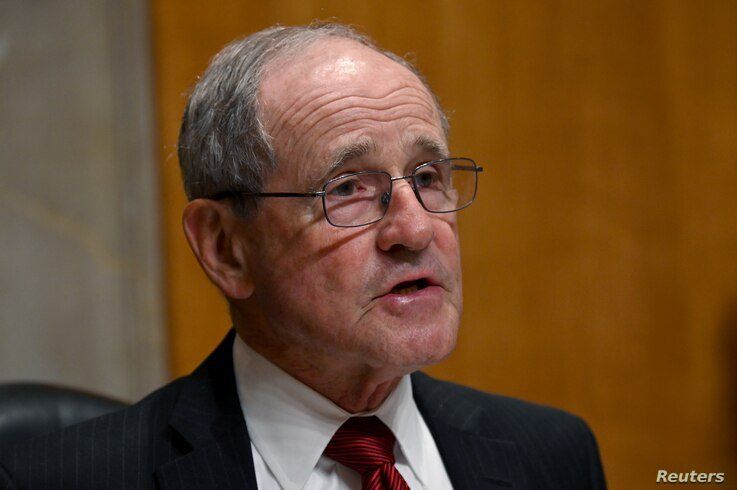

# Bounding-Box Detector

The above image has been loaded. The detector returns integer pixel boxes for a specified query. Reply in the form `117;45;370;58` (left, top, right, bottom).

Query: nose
376;180;435;252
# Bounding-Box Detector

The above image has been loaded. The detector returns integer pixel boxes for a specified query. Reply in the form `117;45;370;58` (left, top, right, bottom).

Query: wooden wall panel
151;1;737;488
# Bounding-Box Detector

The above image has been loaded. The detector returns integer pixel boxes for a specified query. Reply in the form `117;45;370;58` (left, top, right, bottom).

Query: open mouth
389;278;430;295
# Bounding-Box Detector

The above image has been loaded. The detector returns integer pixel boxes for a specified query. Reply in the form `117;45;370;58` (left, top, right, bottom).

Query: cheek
432;219;463;316
309;235;374;301
435;219;462;273
257;224;373;319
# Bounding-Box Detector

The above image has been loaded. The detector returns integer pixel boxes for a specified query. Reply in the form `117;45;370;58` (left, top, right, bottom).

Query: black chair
0;383;128;447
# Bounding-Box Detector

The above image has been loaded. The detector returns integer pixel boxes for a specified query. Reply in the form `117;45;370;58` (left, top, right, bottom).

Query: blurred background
1;1;735;488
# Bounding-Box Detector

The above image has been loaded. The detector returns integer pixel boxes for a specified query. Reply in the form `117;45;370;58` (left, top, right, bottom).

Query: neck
234;326;403;413
306;371;402;413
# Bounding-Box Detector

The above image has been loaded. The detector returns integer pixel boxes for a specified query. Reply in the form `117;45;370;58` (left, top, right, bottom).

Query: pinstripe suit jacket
0;330;605;489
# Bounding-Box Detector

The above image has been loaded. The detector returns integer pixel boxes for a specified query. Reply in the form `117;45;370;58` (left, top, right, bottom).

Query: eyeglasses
210;157;484;227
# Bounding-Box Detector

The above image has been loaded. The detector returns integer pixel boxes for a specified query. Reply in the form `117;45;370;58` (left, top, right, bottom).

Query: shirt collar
232;333;426;490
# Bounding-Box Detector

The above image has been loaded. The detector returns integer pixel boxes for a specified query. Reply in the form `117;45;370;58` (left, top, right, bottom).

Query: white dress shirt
232;334;454;490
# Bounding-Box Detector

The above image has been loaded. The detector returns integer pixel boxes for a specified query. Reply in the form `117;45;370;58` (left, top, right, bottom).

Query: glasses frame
208;157;484;228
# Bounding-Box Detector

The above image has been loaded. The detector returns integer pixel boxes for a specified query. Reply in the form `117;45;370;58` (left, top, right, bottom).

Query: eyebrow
411;134;450;160
308;138;377;190
308;134;450;190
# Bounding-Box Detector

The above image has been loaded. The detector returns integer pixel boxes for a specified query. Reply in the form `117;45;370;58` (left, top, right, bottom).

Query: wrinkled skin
233;38;463;411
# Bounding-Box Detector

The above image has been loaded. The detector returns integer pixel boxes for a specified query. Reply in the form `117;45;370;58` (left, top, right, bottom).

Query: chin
373;318;459;372
415;324;458;367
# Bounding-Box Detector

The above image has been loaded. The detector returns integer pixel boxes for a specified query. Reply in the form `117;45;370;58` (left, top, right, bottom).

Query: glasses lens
323;172;391;226
413;158;478;212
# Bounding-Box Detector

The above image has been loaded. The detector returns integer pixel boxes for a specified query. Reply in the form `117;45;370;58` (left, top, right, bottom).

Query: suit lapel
412;372;527;490
155;330;258;490
152;332;527;489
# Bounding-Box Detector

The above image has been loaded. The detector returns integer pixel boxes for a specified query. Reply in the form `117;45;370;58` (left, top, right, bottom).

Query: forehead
258;38;446;185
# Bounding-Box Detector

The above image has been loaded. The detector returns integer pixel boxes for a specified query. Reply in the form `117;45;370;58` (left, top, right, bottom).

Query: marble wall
0;0;166;401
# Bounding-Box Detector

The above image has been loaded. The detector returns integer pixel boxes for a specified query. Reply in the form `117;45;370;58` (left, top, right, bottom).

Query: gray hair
177;22;449;217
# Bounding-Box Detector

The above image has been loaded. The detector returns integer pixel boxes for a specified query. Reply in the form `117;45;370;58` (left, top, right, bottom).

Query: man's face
243;38;462;373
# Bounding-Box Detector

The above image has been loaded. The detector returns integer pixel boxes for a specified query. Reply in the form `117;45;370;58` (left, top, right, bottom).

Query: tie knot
324;416;396;475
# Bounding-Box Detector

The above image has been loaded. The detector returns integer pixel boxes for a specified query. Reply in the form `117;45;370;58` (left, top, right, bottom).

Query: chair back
0;383;128;446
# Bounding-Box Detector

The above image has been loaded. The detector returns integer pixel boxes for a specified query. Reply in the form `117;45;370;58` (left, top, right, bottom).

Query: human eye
326;175;365;197
414;167;442;189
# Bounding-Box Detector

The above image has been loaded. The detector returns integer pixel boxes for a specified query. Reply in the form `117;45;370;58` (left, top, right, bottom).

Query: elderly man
0;23;605;489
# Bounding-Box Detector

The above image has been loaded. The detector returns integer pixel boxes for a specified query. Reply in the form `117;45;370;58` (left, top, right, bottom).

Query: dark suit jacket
0;330;606;489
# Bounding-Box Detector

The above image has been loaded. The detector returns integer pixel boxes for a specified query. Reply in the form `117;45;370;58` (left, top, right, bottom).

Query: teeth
393;284;419;295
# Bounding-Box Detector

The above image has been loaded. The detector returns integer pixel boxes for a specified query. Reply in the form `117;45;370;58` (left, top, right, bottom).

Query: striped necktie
324;416;411;490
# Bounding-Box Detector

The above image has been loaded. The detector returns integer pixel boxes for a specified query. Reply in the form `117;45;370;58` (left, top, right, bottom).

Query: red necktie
324;416;411;490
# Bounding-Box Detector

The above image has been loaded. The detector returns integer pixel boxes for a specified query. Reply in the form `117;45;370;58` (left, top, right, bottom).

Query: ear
182;199;254;300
